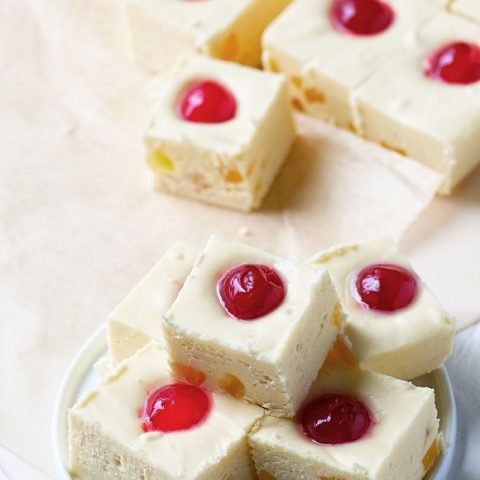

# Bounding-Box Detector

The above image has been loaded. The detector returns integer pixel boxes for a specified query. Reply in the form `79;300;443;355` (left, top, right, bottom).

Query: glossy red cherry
301;393;373;445
354;263;417;313
425;42;480;85
177;80;237;123
141;383;211;433
217;264;286;320
329;0;395;36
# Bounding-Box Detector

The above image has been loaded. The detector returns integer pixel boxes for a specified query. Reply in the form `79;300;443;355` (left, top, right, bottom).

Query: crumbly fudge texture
249;364;440;480
107;242;198;365
127;0;293;70
145;56;295;211
163;235;339;416
69;342;264;480
311;236;455;380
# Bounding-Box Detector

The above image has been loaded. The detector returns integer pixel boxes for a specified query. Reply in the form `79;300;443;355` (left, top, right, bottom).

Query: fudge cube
262;0;439;129
311;237;455;380
126;0;293;71
145;55;295;211
163;235;340;417
69;341;264;480
353;11;480;194
452;0;480;24
249;363;441;480
107;242;198;365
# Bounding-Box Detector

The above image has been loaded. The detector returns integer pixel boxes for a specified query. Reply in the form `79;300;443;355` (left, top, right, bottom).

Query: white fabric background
446;324;480;480
0;0;479;479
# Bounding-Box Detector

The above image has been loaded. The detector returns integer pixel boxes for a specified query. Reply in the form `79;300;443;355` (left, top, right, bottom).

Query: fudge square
126;0;293;70
108;242;198;366
249;363;441;480
69;341;264;480
311;237;455;380
353;11;480;194
163;235;340;417
144;55;295;211
262;0;439;129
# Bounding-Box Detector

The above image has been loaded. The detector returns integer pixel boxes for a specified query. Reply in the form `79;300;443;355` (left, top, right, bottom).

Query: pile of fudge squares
69;235;455;479
130;0;480;213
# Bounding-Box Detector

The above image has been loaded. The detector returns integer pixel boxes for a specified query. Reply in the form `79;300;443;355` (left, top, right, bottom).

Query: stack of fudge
69;235;455;479
130;0;480;212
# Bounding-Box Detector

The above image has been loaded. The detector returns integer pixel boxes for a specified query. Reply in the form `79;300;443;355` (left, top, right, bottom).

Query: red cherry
141;383;211;433
425;42;480;85
329;0;395;36
177;80;237;123
354;263;417;313
301;393;373;445
217;264;286;321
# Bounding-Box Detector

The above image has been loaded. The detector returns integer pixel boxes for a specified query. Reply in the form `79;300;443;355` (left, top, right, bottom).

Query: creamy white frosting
353;10;480;194
144;55;295;211
249;363;439;480
311;236;455;380
163;235;339;416
107;242;198;364
165;235;334;362
69;341;264;479
262;0;440;126
145;55;289;155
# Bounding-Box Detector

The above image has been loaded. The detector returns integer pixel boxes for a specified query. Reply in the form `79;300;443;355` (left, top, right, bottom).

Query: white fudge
249;363;441;480
451;0;480;24
311;237;455;380
163;235;340;417
353;11;480;194
69;341;264;480
126;0;293;70
107;242;198;365
262;0;439;129
145;55;295;211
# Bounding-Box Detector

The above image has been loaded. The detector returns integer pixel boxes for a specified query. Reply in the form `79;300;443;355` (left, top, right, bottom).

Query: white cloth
446;323;480;479
0;445;49;479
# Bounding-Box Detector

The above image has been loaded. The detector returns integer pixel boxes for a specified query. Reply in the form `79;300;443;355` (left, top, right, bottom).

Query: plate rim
52;324;457;480
52;323;107;479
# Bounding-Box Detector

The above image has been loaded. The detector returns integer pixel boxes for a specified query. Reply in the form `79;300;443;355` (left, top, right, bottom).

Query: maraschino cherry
177;80;237;123
329;0;395;36
354;263;417;313
141;383;211;433
425;41;480;85
217;264;286;320
301;393;372;445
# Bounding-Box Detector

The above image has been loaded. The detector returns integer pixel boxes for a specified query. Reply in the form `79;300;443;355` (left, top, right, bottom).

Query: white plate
52;324;457;480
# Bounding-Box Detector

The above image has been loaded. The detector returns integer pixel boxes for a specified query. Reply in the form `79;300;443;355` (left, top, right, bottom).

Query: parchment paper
0;0;460;476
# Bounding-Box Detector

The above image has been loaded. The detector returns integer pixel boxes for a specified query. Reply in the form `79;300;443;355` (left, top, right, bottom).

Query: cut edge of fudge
144;55;296;211
351;10;480;195
309;236;455;380
450;0;480;25
248;363;441;480
261;0;441;132
162;235;341;416
69;340;265;480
